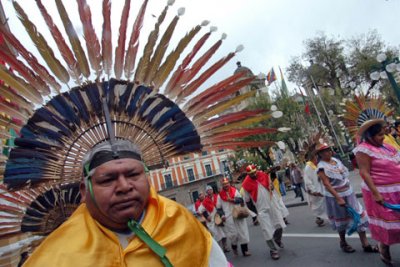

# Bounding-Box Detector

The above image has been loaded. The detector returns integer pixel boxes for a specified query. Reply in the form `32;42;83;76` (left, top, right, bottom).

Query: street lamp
369;53;400;101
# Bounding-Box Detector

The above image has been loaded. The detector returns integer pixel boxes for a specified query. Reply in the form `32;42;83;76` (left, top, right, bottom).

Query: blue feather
68;89;90;123
85;83;102;117
127;86;151;117
30;108;71;136
153;105;181;129
49;95;80;126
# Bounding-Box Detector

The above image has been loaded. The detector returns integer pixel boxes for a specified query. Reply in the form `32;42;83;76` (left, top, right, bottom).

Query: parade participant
241;165;286;260
199;186;230;252
240;187;259;226
269;169;290;225
354;119;400;265
383;124;400;150
24;140;229;266
304;152;327;226
290;163;305;201
316;143;378;254
216;178;251;257
195;192;206;214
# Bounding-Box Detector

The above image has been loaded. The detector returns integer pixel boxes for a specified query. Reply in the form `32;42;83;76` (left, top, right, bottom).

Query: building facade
149;149;234;207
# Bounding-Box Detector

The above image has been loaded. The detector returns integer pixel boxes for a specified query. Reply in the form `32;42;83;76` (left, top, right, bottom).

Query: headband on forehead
82;139;143;175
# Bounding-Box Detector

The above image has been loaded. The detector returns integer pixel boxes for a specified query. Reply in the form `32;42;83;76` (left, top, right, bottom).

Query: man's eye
126;172;140;178
98;178;115;185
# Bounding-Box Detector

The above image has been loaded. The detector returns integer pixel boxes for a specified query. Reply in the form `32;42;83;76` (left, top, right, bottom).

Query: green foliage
287;31;400;112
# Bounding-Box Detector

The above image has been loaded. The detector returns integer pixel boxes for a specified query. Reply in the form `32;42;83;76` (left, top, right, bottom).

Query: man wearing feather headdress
23;140;230;267
241;165;286;260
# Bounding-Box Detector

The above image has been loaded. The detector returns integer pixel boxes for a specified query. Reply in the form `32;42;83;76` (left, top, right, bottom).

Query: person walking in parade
241;165;286;260
217;178;251;257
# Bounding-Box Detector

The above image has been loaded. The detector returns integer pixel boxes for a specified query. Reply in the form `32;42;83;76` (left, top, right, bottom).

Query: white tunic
198;203;226;242
272;190;289;218
243;183;286;241
216;190;250;245
303;163;327;219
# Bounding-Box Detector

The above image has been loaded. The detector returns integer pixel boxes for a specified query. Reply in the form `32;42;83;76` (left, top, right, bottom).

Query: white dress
303;162;327;219
216;189;250;245
198;203;226;242
243;183;286;241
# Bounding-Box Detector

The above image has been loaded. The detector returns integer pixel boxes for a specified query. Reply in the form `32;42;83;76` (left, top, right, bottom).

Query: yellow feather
152;25;202;90
135;4;169;84
0;66;42;104
144;15;179;86
13;1;70;84
55;0;90;79
0;84;34;112
193;91;256;124
211;114;272;133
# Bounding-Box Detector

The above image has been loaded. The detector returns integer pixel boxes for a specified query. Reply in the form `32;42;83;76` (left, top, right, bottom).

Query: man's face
80;158;150;230
206;188;213;196
198;193;205;201
249;172;257;179
222;183;230;191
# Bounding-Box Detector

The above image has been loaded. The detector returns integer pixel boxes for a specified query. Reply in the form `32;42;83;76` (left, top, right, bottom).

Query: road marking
283;233;371;238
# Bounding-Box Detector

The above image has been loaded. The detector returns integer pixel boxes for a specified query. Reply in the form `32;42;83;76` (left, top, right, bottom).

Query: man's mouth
113;198;140;210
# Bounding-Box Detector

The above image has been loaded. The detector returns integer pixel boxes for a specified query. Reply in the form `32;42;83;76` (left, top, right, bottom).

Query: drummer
199;186;229;252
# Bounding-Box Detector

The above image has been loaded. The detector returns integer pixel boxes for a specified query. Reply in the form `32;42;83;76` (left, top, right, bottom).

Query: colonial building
149;148;234;207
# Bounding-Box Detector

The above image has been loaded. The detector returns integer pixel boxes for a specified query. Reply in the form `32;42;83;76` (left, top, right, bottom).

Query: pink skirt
362;183;400;245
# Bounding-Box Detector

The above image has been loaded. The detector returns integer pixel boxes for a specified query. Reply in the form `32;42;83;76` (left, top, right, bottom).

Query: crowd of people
193;118;400;266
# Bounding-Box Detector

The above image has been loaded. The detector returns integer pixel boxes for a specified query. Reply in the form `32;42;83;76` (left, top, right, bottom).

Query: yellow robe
24;188;212;267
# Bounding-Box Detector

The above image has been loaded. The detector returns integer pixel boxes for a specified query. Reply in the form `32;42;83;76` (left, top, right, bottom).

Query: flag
266;68;276;85
297;88;311;115
304;103;310;115
279;67;289;97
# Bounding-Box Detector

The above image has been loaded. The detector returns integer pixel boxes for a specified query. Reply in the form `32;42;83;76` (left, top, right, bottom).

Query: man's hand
221;216;226;222
206;216;212;222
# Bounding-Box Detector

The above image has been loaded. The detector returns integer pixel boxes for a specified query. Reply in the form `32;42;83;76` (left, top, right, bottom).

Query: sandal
362;244;379;253
270;250;280;260
340;241;355;253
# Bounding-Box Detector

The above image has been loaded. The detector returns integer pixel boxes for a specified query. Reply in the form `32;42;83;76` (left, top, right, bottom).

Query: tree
287;31;399;112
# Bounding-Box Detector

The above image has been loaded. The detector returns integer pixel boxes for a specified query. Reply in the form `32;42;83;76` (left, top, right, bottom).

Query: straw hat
315;143;330;152
357;118;386;137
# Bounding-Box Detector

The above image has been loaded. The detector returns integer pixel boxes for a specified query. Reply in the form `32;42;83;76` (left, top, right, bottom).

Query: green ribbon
127;219;173;267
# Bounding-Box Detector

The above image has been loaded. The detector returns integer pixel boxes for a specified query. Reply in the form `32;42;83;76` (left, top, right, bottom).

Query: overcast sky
2;0;400;94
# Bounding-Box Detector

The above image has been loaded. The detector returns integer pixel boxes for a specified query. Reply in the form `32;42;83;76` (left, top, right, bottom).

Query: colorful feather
152;21;207;90
124;0;149;80
77;0;102;76
193;90;257;123
13;1;70;84
143;8;184;86
197;109;266;133
176;50;238;103
202;128;278;144
210;113;273;133
0;27;61;92
55;0;90;78
185;76;254;116
101;0;112;78
0;49;50;95
114;0;131;80
0;65;42;104
170;33;226;98
35;0;81;83
164;30;213;96
134;2;171;84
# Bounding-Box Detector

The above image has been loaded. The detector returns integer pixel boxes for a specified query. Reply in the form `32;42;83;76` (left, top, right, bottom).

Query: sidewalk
283;170;362;208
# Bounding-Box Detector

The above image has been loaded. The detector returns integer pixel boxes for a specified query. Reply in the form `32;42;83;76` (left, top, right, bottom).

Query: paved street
226;171;400;267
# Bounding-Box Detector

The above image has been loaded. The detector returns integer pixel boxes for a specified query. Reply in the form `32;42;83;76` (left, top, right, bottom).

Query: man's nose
116;175;133;193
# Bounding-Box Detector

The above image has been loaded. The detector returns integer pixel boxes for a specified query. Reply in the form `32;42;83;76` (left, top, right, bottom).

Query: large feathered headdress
342;93;393;140
0;0;284;264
